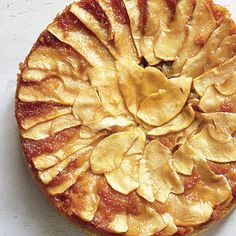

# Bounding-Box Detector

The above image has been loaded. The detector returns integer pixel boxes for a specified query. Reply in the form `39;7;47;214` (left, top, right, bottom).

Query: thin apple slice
194;55;236;96
137;140;184;203
48;11;115;68
90;130;139;174
182;16;235;78
137;77;192;126
22;114;81;140
171;0;217;76
70;0;139;62
154;0;195;61
148;105;195;136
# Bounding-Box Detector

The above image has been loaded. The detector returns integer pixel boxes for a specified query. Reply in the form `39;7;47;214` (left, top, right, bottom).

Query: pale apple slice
70;0;139;62
190;125;236;163
182;16;235;78
61;171;100;222
194;56;236;96
160;214;177;236
90;130;138;174
46;147;92;195
105;154;141;194
137;140;184;203
48;11;115;68
154;0;195;61
117;59;173;117
22;114;81;140
166;194;213;226
33;131;107;170
19;77;80;105
199;85;236;112
126;205;166;236
171;0;217;76
137;77;192;126
213;34;236;65
16;102;72;130
109;212;128;233
215;72;236;96
148;105;195;136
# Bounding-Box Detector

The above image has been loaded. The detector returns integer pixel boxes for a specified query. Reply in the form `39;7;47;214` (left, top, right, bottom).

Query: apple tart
15;0;236;235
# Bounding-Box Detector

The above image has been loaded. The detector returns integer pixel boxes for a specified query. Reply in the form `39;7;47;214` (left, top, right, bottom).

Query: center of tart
70;60;195;198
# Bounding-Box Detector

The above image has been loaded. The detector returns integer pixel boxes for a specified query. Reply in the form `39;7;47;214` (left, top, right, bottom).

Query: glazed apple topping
16;0;236;235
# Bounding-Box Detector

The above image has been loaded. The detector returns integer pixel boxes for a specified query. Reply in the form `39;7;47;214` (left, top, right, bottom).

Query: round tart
15;0;236;235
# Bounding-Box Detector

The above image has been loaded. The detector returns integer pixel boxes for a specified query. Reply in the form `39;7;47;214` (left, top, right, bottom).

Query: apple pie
15;0;236;235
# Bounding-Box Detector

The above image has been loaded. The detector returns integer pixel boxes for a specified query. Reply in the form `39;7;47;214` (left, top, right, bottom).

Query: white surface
0;1;236;235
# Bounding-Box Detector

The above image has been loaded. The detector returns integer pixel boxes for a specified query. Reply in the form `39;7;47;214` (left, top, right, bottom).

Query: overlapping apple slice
137;140;184;203
154;0;195;61
124;0;171;65
170;0;217;76
55;171;100;222
182;15;235;78
126;205;166;236
194;55;236;96
147;105;195;136
45;147;92;195
32;129;107;170
90;129;140;174
70;0;139;62
21;114;81;140
117;59;192;126
48;11;115;68
16;102;72;130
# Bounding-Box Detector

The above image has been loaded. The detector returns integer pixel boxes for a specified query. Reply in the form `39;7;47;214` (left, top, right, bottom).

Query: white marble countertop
0;1;236;235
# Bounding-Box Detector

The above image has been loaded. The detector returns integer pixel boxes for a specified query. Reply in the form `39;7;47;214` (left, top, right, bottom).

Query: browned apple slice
147;105;195;136
126;205;166;236
194;55;236;96
124;0;171;65
154;0;195;61
171;0;217;76
137;140;184;203
48;11;115;68
54;171;100;222
70;0;139;62
46;147;92;195
31;129;107;170
16;101;71;130
182;15;235;78
21;114;81;140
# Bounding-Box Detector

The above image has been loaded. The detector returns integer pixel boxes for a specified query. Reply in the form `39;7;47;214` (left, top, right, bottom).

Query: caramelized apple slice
137;140;184;203
148;105;195;136
48;11;115;68
171;0;217;76
54;171;100;222
194;56;236;96
182;15;235;78
16;101;71;130
22;114;81;140
154;0;195;61
70;0;139;62
126;205;166;236
124;0;171;64
46;147;92;195
32;130;107;170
